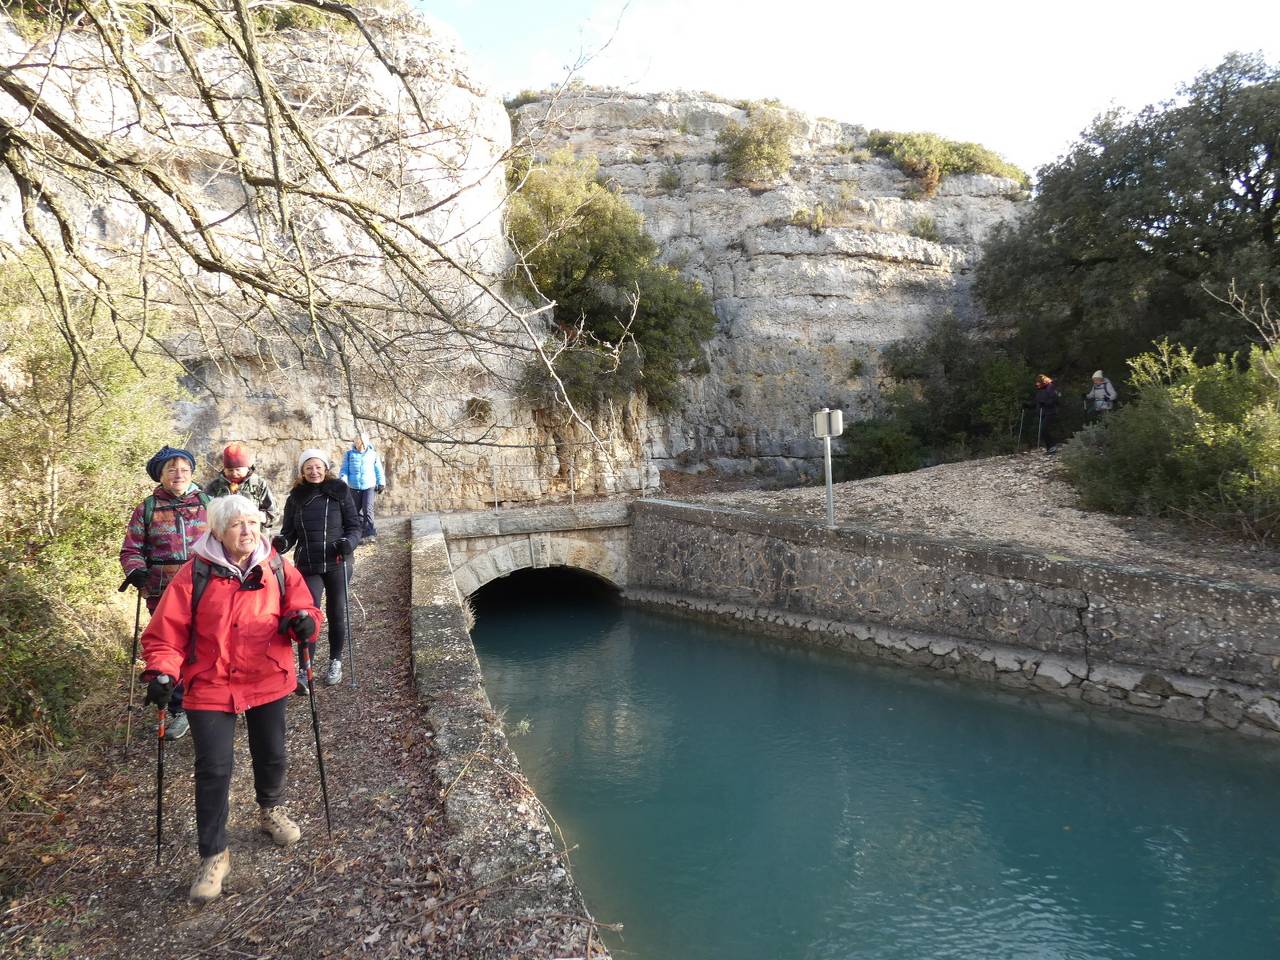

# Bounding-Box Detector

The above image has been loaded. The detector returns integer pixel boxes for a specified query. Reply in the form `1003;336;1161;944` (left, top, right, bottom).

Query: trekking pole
121;587;142;754
154;675;170;866
1016;408;1025;449
338;551;355;690
301;644;333;837
1037;409;1044;449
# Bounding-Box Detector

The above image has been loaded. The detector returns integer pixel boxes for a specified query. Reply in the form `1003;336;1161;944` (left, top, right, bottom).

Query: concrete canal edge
407;515;610;955
626;500;1280;742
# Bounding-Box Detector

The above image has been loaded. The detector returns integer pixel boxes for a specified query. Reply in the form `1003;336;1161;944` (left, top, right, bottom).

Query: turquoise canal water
471;572;1280;960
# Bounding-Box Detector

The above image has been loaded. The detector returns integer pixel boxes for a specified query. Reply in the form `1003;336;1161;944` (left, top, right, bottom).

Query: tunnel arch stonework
439;503;632;598
451;535;627;596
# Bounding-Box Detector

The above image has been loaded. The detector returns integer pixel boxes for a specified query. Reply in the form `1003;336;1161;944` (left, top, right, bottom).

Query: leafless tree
0;0;631;486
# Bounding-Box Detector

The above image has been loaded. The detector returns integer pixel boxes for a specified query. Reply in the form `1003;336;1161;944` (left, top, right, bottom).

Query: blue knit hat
146;445;196;482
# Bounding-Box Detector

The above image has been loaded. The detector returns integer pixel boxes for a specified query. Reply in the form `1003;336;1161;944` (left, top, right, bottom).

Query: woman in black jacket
273;449;361;687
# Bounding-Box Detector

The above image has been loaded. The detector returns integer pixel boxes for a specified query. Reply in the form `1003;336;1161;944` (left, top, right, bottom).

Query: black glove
143;674;172;710
120;568;148;592
271;534;288;553
375;485;385;494
334;537;352;558
289;612;316;643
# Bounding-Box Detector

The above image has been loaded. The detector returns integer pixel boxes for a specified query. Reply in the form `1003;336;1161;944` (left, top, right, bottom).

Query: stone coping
438;501;632;538
636;499;1280;619
408;514;609;955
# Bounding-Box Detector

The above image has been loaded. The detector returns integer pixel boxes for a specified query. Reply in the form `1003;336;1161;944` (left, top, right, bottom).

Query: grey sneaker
164;711;189;740
324;659;343;686
295;667;308;696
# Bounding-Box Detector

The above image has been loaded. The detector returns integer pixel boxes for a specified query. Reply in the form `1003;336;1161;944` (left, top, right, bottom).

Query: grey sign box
812;408;844;438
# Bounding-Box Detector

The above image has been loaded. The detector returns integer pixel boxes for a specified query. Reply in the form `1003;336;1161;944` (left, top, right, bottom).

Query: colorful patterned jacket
119;484;210;600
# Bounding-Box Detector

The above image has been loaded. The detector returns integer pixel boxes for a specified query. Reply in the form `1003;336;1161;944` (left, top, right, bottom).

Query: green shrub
1060;340;1280;541
911;215;940;242
866;129;1030;197
717;106;796;185
658;166;682;192
0;255;185;766
504;89;544;111
837;418;923;480
506;150;716;413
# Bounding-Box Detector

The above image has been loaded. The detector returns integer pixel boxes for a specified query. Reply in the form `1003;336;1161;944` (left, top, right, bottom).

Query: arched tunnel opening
469;566;621;626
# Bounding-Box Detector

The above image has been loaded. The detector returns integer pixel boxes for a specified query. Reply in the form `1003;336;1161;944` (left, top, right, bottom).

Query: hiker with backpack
272;449;361;688
1083;370;1119;419
339;434;385;541
205;442;279;527
119;445;210;740
139;494;321;904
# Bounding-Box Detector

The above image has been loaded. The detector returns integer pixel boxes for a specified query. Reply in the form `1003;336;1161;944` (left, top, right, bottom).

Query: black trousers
303;566;351;660
188;695;288;857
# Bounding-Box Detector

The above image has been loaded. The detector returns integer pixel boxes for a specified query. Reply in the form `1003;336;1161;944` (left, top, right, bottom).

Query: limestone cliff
0;9;655;511
515;91;1029;476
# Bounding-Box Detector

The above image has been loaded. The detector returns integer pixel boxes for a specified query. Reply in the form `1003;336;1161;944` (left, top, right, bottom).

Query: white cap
1092;370;1104;380
298;448;330;473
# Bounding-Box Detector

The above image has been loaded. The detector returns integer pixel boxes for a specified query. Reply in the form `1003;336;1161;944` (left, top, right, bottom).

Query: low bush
717;106;796;185
1060;340;1280;541
0;255;184;807
837;419;923;480
911;215;940;242
866;129;1030;197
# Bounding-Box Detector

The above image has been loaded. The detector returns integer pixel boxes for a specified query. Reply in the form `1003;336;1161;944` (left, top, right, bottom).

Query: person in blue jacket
339;434;385;540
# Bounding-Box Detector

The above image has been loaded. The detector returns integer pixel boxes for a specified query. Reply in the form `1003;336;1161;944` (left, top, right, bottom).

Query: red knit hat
222;442;253;469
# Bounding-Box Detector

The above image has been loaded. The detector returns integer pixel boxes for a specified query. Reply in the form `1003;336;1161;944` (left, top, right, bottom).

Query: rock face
2;13;1025;502
0;10;655;510
516;91;1029;477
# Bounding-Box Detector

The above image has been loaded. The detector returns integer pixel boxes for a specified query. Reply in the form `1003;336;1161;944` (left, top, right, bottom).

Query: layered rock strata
516;91;1029;476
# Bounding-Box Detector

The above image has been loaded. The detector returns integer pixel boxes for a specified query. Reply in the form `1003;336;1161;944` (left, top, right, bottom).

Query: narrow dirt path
0;519;528;959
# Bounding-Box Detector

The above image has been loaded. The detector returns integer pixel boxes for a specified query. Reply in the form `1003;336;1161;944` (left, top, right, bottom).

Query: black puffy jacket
278;478;361;574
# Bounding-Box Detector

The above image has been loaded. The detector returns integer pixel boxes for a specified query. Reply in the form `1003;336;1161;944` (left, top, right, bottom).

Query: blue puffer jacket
339;447;385;491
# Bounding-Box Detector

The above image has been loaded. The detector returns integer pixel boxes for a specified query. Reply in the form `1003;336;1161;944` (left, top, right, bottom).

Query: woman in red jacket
140;494;322;905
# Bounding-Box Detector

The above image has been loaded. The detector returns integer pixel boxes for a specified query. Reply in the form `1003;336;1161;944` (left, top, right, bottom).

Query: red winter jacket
141;535;322;713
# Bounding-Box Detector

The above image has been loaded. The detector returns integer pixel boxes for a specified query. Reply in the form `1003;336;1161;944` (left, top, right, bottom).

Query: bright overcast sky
420;0;1280;178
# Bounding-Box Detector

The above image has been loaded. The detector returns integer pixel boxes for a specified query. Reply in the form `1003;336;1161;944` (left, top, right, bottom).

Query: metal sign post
812;407;844;529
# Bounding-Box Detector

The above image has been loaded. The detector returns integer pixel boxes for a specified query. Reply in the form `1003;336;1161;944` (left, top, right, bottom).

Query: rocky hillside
516;91;1029;476
2;8;1026;502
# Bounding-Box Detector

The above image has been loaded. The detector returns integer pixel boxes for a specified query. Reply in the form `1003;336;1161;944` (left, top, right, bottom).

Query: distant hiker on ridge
1083;370;1118;418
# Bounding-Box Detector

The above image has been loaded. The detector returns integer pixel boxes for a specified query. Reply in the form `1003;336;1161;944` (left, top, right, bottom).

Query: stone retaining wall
628;500;1280;741
408;515;610;955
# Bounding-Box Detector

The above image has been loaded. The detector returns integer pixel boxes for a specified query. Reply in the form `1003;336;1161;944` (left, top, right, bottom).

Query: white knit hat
1092;370;1104;380
298;448;330;473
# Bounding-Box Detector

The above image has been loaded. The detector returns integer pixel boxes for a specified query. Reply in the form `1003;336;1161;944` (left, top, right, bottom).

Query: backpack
185;552;286;663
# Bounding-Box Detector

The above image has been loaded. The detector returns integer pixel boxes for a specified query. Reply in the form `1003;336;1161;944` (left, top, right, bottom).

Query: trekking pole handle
155;676;170;736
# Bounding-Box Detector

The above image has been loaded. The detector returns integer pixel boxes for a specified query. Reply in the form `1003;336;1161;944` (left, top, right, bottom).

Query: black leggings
188;695;288;857
303;566;351;660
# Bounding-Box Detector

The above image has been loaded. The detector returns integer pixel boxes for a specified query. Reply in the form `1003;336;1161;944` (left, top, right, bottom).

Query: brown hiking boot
189;849;229;905
259;805;301;846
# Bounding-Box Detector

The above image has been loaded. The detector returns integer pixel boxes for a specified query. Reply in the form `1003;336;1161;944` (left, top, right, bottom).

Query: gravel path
687;453;1280;590
1;521;576;959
